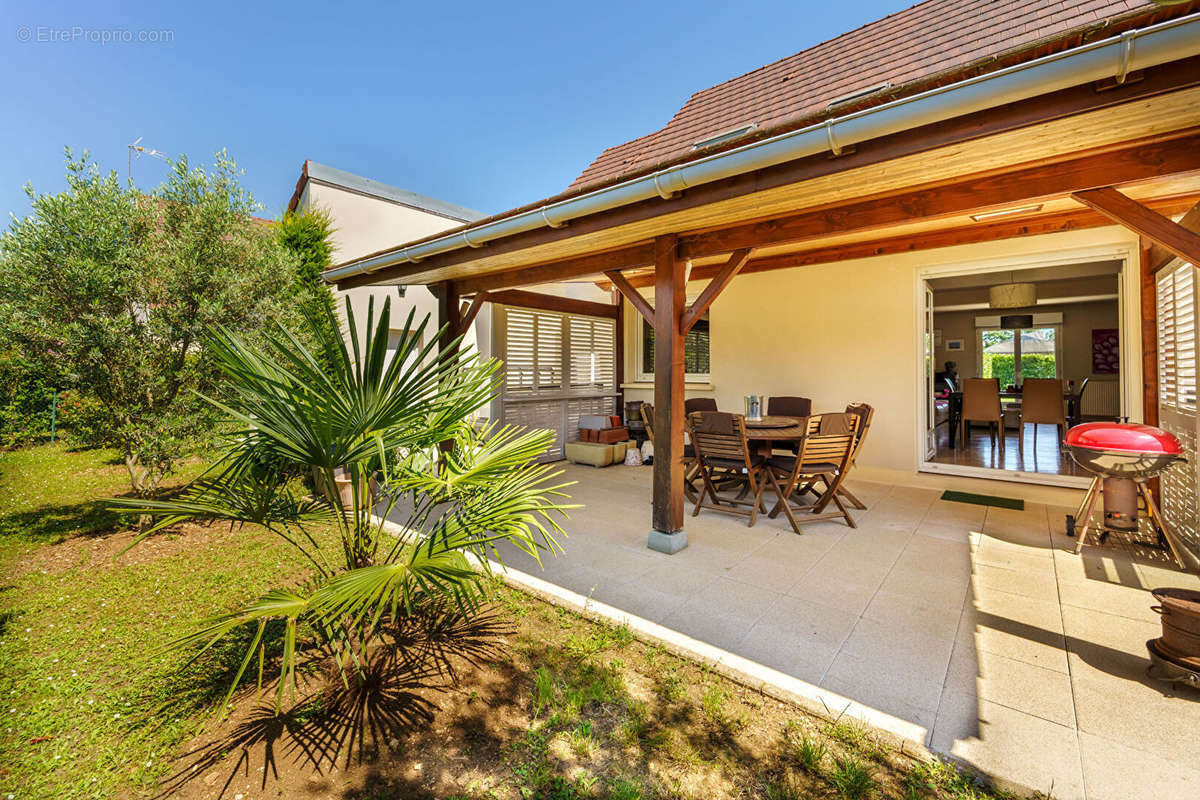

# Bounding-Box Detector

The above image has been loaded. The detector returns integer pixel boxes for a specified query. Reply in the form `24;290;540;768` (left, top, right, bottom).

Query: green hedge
0;351;56;447
981;353;1057;388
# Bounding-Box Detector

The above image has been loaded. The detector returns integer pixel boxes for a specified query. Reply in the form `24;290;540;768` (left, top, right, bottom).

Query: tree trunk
124;452;155;531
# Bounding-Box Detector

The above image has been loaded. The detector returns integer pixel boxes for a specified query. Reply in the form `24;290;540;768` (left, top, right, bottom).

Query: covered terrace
341;4;1200;797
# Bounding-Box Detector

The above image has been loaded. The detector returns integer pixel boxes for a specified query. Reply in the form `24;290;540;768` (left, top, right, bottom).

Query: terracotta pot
1152;588;1200;659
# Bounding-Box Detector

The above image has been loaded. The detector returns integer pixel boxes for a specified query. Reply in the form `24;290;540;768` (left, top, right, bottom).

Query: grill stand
1147;639;1200;690
1070;475;1190;569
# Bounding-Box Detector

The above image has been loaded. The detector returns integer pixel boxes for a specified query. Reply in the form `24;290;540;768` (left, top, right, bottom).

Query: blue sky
1;0;908;222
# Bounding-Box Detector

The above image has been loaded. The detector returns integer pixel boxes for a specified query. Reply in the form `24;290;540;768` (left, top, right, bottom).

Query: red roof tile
568;0;1161;191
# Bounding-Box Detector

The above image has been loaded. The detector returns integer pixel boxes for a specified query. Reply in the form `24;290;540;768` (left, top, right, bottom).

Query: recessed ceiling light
970;204;1044;222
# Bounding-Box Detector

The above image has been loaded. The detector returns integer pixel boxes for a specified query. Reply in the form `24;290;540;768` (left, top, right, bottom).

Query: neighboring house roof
569;0;1168;191
287;160;485;223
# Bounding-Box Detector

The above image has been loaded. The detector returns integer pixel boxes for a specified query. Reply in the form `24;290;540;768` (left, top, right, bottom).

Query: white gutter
327;13;1200;283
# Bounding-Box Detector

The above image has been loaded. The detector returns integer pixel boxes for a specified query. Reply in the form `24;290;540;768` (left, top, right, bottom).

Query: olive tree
0;150;298;495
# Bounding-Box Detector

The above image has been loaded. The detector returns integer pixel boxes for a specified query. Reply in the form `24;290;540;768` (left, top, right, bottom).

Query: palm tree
116;297;572;709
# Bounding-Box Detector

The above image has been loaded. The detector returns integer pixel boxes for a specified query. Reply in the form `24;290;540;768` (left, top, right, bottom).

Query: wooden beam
606;269;654;325
334;57;1200;288
679;132;1200;259
1072;187;1200;266
449;244;653;295
1148;200;1200;271
650;235;686;547
391;133;1200;295
456;291;488;336
680;248;751;334
481;288;619;319
603;196;1200;290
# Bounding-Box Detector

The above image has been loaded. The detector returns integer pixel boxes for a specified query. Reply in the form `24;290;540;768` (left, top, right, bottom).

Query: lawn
0;444;1034;800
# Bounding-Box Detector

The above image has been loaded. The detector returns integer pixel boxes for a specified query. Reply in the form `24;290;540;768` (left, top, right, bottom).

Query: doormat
940;490;1024;510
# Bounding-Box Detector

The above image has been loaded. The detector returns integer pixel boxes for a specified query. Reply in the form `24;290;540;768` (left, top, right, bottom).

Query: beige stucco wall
621;225;1143;504
299;180;479;355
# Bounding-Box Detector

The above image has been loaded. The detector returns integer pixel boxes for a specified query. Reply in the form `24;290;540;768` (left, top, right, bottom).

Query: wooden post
614;288;625;414
649;235;687;553
435;281;462;359
1140;238;1159;427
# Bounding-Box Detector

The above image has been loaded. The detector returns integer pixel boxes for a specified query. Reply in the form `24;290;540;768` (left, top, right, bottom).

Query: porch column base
647;529;688;554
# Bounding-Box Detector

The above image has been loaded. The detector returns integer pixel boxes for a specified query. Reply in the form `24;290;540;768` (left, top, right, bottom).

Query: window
978;326;1059;386
638;311;710;381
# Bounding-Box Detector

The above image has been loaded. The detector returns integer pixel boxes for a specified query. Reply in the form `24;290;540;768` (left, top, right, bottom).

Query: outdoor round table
743;415;807;455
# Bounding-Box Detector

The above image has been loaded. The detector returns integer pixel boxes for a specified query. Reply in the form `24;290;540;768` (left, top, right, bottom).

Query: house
291;160;613;423
287;160;493;365
324;0;1200;554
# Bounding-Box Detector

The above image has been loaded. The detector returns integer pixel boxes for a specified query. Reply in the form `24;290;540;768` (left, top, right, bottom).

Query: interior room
927;260;1123;478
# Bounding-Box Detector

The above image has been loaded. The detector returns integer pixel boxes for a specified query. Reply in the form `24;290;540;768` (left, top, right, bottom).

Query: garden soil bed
157;585;994;800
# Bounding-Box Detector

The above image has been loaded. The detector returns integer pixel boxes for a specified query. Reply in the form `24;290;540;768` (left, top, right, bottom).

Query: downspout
327;12;1200;283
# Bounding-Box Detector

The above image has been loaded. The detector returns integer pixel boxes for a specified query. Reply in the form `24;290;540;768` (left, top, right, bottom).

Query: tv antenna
127;137;170;181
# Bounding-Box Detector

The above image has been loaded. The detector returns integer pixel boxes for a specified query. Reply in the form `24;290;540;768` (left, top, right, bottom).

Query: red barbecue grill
1064;422;1192;568
1065;423;1200;687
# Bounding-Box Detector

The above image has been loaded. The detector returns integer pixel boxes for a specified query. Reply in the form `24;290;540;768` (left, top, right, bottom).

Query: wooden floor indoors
930;422;1089;477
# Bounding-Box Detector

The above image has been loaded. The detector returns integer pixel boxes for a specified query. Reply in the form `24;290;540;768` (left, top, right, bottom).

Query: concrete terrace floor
410;462;1200;800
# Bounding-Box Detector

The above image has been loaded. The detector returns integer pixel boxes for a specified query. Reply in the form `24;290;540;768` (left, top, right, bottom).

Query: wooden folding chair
643;402;701;502
687;411;794;529
767;412;861;529
835;402;874;510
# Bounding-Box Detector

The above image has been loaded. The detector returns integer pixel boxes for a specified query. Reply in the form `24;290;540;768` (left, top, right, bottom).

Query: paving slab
430;464;1200;800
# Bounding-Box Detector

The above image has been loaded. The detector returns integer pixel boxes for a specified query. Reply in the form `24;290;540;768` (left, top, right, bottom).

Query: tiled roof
569;0;1160;191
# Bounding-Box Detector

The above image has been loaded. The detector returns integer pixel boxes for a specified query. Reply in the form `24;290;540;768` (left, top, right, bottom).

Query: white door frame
913;242;1140;489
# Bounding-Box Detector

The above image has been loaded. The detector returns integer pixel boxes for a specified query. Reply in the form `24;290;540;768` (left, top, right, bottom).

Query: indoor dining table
946;388;1082;448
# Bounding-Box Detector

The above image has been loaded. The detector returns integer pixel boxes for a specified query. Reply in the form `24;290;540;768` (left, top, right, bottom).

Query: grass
0;444;332;798
829;754;876;799
783;721;828;775
0;443;1043;800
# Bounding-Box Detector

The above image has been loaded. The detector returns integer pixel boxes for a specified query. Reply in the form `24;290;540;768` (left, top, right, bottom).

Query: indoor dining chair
960;378;1004;453
1018;378;1067;453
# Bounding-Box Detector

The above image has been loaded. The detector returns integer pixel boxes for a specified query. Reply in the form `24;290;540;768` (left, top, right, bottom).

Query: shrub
0;349;55;447
115;298;572;709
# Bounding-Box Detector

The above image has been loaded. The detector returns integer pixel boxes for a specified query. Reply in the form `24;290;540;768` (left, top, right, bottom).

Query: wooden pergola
336;58;1200;553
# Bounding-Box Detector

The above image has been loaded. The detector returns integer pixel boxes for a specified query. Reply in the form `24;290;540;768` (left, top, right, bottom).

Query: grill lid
1064;422;1183;456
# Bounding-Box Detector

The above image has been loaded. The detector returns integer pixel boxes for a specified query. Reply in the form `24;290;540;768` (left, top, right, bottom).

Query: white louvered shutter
569;316;616;392
503;309;537;394
496;304;618;462
1157;261;1199;561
